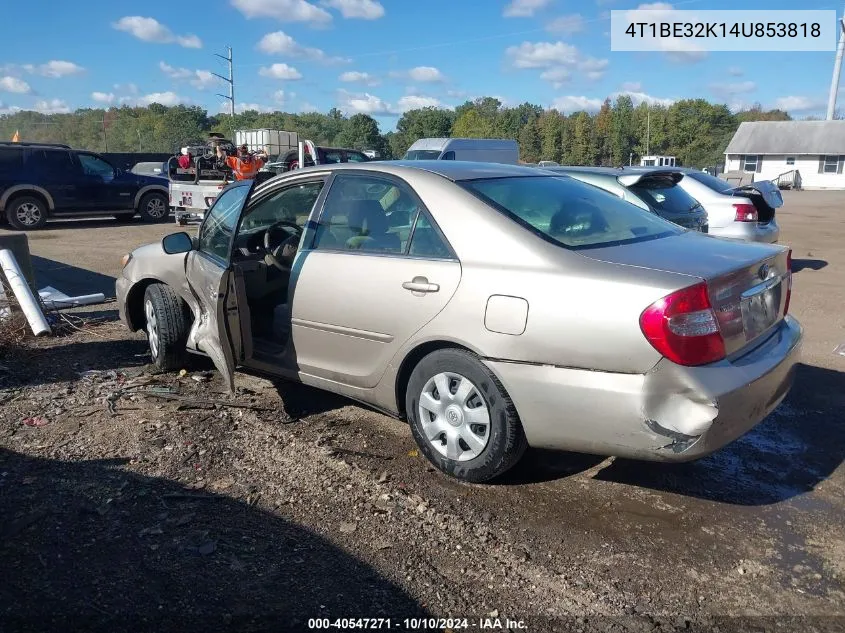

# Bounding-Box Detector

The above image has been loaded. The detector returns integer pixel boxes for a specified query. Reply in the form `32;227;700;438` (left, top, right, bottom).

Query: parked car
265;146;371;173
116;161;801;483
0;142;170;230
537;160;560;167
130;161;167;178
671;168;781;243
403;138;519;164
546;166;709;232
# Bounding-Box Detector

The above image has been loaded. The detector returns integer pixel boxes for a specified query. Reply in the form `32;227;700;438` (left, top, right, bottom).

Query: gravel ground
1;193;844;632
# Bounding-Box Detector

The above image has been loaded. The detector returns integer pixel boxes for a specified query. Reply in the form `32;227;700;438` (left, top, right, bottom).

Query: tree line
0;96;790;168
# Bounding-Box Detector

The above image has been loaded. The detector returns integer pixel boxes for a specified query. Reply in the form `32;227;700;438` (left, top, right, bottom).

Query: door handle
402;276;439;293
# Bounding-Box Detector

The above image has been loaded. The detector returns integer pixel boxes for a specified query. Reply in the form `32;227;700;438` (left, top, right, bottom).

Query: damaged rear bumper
483;316;802;462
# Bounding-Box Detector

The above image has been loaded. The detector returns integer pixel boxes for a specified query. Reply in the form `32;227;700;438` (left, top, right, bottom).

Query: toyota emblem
758;263;770;280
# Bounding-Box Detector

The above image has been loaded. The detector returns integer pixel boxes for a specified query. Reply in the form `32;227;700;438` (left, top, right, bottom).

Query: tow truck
167;134;234;225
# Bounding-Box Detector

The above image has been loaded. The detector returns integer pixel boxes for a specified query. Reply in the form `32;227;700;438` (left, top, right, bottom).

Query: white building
723;120;845;189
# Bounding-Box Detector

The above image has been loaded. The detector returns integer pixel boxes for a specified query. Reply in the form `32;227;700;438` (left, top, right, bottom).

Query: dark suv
0;142;170;230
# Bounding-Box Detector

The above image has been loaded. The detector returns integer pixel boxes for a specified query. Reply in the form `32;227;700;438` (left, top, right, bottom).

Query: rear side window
345;151;369;163
628;180;701;215
27;149;74;171
688;171;734;193
461;176;680;250
0;148;23;173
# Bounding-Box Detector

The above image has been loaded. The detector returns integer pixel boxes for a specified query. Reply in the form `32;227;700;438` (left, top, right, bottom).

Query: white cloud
339;71;379;86
112;16;202;48
321;0;385;19
337;89;393;115
620;81;642;92
23;61;85;78
159;62;222;90
274;90;287;105
136;91;189;107
0;101;22;115
503;0;552;17
546;14;585;35
579;57;608;81
540;67;571;88
256;31;349;63
259;63;303;80
231;0;332;25
506;41;580;68
389;66;446;83
226;102;277;113
552;95;603;113
0;76;32;94
623;4;707;63
91;92;115;105
396;95;442;111
34;99;70;114
611;90;675;107
709;81;756;100
774;95;825;112
727;66;744;77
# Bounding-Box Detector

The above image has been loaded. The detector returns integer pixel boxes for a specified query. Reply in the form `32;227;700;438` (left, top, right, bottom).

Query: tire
143;284;189;371
137;191;170;223
5;195;48;230
405;348;528;483
114;213;136;222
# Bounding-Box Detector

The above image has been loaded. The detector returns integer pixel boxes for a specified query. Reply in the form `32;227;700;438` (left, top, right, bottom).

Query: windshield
628;180;701;215
404;150;442;160
461;176;680;250
687;171;734;193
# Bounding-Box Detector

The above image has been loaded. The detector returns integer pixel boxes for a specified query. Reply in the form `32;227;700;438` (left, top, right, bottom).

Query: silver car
672;168;782;243
116;161;802;482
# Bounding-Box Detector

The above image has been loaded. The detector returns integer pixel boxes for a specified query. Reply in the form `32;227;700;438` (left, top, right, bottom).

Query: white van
403;138;519;164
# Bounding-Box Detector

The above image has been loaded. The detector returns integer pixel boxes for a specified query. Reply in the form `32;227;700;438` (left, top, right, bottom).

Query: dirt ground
1;195;844;633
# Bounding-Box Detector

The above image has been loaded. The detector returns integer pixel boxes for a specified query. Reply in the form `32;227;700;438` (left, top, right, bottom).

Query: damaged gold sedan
116;161;802;482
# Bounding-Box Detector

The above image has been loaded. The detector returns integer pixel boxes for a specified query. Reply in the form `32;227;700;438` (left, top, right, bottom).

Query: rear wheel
405;349;527;483
143;284;189;371
138;192;170;223
5;195;48;230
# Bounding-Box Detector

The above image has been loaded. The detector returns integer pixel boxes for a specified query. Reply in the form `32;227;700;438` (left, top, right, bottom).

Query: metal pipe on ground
0;249;50;336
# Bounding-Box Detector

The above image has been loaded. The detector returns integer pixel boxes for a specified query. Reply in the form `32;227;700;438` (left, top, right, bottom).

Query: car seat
345;200;401;251
549;200;609;240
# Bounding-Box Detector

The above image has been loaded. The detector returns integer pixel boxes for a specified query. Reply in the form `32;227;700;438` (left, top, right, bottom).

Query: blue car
0;142;170;230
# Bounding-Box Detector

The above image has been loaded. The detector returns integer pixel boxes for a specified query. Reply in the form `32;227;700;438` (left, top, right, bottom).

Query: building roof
724;121;845;155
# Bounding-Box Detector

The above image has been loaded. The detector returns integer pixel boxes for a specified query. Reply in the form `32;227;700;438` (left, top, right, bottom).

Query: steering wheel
263;220;304;272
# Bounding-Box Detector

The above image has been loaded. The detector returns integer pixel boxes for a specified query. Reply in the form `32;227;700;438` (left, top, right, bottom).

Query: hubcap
146;197;167;218
15;202;42;226
145;299;159;359
418;372;491;462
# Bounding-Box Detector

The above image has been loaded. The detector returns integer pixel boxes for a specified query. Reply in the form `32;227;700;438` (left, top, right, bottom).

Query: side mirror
162;231;194;254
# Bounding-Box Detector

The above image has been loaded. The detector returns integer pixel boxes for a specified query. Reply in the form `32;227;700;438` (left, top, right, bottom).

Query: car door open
183;181;255;391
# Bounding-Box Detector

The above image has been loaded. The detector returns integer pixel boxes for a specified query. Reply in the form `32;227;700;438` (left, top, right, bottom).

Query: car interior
223;174;451;353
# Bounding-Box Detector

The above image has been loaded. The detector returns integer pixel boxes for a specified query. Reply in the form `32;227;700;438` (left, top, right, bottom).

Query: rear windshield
687;171;734;193
461;176;681;250
404;150;441;160
628;180;701;215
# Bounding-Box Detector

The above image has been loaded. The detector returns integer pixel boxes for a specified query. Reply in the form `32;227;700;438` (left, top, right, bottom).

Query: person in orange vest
216;143;267;181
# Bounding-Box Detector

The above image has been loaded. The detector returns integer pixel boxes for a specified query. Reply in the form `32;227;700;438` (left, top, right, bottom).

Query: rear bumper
709;219;780;243
484;316;802;462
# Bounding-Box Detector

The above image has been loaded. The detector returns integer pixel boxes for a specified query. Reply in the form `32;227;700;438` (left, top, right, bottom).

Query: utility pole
102;117;108;152
827;8;845;120
213;46;235;119
645;106;650;156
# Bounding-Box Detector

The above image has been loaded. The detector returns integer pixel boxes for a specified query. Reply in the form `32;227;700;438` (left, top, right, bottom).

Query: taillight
639;281;726;366
733;203;758;222
784;249;792;315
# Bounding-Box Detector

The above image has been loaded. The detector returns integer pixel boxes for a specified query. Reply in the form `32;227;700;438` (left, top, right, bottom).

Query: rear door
184;181;255;390
24;149;79;210
288;171;461;388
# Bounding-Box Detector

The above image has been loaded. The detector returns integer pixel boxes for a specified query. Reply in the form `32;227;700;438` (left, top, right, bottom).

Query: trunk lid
733;180;782;224
582;232;791;355
621;171;710;233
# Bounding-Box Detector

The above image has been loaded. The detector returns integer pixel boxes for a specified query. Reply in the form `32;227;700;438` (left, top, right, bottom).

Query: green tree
518;115;541;163
610;95;634;166
336;113;387;155
538;111;562;163
594;98;613;165
452;109;495;138
570;111;596;165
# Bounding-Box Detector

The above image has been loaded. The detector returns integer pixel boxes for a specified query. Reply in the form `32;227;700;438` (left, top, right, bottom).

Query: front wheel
143;284;189;371
137;192;170;223
405;349;527;483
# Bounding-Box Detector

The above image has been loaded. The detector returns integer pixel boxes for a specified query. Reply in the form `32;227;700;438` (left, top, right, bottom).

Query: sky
1;0;843;131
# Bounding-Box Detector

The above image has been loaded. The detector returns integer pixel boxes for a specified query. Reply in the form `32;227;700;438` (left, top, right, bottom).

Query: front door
288;172;461;389
184;181;254;391
76;153;134;210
